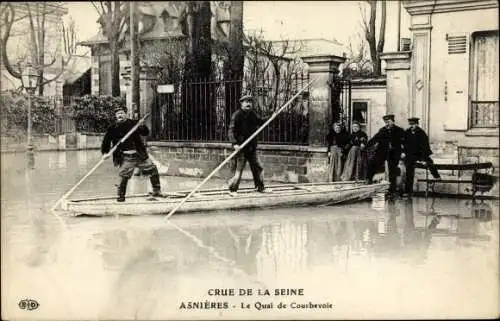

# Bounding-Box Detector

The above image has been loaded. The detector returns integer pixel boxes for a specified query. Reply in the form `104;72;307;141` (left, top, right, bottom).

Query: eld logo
18;299;39;310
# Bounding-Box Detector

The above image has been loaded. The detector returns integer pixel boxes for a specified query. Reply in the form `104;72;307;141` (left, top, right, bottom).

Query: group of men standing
100;94;440;202
366;114;441;198
225;97;443;199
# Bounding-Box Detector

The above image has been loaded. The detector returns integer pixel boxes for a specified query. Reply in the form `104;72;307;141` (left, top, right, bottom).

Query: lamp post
22;63;38;166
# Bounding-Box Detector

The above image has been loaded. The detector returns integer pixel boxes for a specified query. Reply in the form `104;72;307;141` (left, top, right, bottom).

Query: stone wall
459;147;499;168
148;142;329;183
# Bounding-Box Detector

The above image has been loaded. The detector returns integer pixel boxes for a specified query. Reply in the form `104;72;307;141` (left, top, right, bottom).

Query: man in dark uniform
366;114;406;197
101;106;162;202
227;94;269;194
403;117;441;197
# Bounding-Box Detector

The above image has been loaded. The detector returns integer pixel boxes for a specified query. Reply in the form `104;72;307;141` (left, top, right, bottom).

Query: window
351;101;368;132
470;31;499;128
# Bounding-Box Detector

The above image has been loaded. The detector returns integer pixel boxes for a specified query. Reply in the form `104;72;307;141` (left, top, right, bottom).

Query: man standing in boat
227;94;269;194
101;106;162;202
365;114;406;198
403;117;441;198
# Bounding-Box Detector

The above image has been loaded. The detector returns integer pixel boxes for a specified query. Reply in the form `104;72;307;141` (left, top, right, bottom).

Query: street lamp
22;63;38;154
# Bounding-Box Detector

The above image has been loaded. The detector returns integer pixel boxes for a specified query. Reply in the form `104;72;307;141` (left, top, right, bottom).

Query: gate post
301;55;346;147
380;51;412;128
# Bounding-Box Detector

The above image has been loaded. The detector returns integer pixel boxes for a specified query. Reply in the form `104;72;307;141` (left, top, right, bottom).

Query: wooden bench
415;162;495;198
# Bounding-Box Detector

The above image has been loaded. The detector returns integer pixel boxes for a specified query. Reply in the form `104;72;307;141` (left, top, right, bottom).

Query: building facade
403;0;498;164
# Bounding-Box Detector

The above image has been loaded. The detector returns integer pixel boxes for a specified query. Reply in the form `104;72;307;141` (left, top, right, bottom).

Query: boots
117;178;129;202
149;174;162;197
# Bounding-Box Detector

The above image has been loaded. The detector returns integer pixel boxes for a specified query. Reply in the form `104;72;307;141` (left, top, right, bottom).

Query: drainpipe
397;1;401;51
426;0;437;135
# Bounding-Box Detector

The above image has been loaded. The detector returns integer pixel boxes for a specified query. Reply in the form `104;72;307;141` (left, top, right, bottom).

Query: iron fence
330;78;352;130
152;72;310;145
471;100;499;128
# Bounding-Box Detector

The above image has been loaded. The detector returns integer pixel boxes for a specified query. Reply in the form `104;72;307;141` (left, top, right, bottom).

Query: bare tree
359;0;386;76
91;1;129;97
1;3;77;95
243;30;305;112
342;30;374;78
141;39;187;85
1;3;27;81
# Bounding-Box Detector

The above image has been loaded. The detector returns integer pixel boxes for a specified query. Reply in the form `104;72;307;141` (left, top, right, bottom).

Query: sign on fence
157;84;175;93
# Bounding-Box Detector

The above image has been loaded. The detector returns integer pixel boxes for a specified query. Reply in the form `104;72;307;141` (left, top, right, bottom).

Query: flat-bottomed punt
61;181;389;216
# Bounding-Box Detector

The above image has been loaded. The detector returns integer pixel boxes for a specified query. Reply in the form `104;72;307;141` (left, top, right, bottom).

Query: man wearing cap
227;94;269;193
101;106;162;202
403;117;441;197
366;114;406;197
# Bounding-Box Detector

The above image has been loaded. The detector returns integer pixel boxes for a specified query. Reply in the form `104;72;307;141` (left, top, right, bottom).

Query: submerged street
2;150;499;320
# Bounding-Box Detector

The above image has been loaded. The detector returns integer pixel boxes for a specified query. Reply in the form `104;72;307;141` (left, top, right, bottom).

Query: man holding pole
101;106;161;202
365;114;406;198
227;94;269;194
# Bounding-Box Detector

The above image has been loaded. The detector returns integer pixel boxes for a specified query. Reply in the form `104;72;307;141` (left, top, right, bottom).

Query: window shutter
444;33;469;131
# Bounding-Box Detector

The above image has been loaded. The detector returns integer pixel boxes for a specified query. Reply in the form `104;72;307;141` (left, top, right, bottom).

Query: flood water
1;150;499;320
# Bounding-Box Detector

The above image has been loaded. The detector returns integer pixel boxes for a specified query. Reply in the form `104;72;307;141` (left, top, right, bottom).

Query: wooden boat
61;181;389;217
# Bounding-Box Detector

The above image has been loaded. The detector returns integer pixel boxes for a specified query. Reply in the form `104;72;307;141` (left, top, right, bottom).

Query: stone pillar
409;21;432;133
380;51;412;125
139;66;159;131
91;55;100;95
301;55;346;147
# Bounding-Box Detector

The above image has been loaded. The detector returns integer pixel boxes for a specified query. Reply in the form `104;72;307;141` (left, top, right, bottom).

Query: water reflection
2;150;499;319
76;150;88;167
26;151;35;169
257;221;308;280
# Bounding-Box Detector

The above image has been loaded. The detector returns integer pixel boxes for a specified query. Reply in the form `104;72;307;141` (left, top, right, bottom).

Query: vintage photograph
1;1;498;320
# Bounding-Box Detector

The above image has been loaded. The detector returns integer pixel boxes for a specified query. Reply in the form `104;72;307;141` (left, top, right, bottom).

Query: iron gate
330;77;352;131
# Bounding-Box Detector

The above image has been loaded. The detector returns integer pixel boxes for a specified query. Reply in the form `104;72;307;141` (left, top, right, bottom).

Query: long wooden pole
130;1;140;118
50;113;151;213
163;77;319;221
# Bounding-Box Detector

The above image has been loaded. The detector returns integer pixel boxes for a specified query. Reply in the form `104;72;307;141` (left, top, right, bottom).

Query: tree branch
359;2;369;35
39;65;66;86
0;4;21;78
90;1;103;16
42;55;57;67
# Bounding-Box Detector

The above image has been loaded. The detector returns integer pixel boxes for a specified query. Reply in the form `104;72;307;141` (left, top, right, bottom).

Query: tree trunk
37;70;44;96
366;1;377;75
110;41;121;97
223;1;244;137
374;0;386;76
182;1;213;140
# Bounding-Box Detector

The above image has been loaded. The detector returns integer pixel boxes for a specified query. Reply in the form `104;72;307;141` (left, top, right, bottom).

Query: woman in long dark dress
341;121;369;181
326;122;350;181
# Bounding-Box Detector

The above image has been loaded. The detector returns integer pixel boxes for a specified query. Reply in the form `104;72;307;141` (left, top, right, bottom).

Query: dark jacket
228;108;266;151
348;130;368;147
404;126;433;160
101;119;149;167
326;129;350;154
367;125;406;156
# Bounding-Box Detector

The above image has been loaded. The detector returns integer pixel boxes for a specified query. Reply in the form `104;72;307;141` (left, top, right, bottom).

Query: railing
471;100;499;128
152;75;310;145
1;93;76;136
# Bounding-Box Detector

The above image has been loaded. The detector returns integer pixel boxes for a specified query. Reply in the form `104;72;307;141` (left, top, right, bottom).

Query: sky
67;1;411;56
